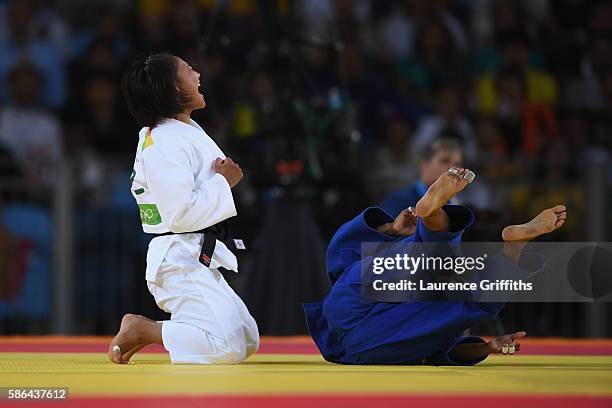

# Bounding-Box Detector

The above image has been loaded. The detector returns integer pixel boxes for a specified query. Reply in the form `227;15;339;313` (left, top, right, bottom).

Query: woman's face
175;57;205;110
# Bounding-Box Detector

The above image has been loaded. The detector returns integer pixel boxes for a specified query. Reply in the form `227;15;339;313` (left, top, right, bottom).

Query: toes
500;342;518;355
463;170;475;183
447;167;474;184
110;344;123;364
448;167;466;177
552;205;566;214
122;344;145;363
555;219;565;229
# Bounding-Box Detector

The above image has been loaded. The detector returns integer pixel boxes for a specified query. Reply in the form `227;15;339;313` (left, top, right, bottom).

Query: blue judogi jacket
303;205;514;365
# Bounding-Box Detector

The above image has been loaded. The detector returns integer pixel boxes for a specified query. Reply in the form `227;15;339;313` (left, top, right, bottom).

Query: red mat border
1;336;612;355
4;395;612;408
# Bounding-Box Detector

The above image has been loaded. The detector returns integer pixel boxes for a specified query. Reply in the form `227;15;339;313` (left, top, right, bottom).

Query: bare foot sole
415;167;475;218
108;314;154;364
502;205;567;242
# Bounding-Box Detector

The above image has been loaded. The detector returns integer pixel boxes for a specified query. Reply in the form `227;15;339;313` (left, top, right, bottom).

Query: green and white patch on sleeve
138;203;162;225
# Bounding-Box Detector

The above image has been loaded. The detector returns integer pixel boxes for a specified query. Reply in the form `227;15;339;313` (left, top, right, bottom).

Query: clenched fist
214;157;243;188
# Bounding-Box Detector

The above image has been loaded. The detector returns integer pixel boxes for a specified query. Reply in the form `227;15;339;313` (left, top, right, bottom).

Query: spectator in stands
380;138;462;218
0;0;66;109
411;84;477;161
0;61;62;187
367;117;415;202
72;5;130;63
0;0;71;59
398;18;459;98
66;72;134;156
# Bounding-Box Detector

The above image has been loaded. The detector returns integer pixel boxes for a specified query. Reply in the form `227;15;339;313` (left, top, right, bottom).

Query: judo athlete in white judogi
110;53;259;364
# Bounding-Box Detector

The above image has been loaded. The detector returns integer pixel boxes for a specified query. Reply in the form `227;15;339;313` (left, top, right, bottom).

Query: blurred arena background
0;0;611;339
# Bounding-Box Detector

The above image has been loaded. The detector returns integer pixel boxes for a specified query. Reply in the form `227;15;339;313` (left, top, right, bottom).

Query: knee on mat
245;335;260;358
214;336;251;364
218;345;248;364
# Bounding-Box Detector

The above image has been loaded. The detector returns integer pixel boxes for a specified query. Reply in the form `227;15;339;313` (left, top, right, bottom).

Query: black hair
421;137;463;161
121;53;190;128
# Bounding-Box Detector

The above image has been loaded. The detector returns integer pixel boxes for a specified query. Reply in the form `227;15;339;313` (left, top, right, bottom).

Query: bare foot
121;315;159;362
415;168;475;218
487;331;526;355
502;205;567;242
108;314;157;364
121;344;146;362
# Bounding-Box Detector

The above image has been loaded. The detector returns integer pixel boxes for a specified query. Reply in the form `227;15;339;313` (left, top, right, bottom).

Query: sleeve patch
138;203;162;225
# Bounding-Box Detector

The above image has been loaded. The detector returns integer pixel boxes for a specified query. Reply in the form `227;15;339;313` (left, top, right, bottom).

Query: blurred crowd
0;0;611;332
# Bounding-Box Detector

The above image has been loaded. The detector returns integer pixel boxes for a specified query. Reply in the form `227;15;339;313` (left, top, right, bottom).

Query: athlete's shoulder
145;120;192;151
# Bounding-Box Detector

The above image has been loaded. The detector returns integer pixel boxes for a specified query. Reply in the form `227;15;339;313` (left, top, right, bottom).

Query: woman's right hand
214;157;243;188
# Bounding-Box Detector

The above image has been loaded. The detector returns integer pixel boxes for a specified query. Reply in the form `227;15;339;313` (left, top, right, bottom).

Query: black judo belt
150;220;245;268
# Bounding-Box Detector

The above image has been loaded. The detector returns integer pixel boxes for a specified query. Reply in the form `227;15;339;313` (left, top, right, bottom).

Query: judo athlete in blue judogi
304;167;567;365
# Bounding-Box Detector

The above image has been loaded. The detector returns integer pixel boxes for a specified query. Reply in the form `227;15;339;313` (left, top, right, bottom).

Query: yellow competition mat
1;352;612;397
1;337;612;407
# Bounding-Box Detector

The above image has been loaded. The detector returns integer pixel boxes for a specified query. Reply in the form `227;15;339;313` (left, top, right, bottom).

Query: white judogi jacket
130;118;238;281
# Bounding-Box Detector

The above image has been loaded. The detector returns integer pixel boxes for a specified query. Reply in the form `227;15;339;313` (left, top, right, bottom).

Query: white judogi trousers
146;235;259;364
